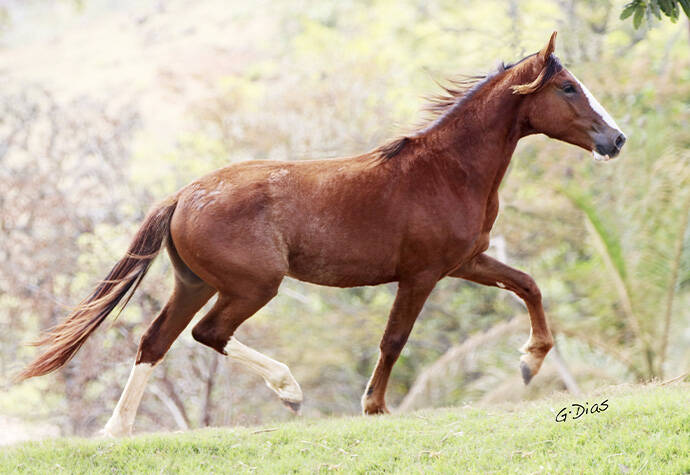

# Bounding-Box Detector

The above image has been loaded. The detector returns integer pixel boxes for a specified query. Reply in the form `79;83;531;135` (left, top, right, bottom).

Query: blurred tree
563;148;690;380
0;85;143;433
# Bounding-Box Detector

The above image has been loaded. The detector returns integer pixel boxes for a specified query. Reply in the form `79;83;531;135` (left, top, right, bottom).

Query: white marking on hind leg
100;362;156;438
224;337;303;407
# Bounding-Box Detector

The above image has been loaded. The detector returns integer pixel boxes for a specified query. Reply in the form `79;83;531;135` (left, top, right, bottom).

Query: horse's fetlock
528;338;553;356
274;365;292;388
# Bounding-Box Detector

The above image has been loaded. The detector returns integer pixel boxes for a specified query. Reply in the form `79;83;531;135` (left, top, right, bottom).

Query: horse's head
511;32;626;161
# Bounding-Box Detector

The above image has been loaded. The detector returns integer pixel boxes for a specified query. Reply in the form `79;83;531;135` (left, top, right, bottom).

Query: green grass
2;383;688;474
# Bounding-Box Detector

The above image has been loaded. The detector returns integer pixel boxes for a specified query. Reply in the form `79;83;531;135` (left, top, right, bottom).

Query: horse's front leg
451;253;554;384
362;275;437;415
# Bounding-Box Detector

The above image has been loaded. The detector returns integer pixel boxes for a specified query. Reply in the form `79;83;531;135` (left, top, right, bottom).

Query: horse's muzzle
593;131;626;161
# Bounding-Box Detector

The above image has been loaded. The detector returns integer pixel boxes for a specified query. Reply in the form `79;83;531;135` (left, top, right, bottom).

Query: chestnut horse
18;32;625;436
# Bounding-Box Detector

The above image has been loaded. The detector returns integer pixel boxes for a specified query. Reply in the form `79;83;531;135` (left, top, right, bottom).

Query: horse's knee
380;334;408;359
517;274;541;303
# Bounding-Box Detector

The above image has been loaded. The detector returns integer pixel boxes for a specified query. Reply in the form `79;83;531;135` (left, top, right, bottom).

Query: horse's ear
511;31;560;95
538;31;557;62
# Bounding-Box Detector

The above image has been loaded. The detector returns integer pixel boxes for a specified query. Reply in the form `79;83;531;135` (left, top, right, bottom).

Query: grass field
1;382;688;474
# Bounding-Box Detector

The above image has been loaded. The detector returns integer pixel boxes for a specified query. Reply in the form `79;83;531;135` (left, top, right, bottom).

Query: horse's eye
562;84;576;94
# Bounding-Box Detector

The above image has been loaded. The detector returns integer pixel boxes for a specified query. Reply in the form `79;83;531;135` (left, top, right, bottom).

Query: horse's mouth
592;150;613;161
592;134;625;162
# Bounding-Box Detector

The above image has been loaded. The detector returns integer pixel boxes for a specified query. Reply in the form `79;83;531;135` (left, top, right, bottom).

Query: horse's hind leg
191;280;303;412
101;277;215;437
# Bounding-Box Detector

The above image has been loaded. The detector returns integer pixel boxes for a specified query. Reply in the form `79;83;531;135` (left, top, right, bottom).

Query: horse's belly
287;246;398;287
288;269;396;287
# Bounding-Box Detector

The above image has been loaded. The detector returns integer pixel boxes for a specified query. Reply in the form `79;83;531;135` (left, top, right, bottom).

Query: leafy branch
621;0;690;29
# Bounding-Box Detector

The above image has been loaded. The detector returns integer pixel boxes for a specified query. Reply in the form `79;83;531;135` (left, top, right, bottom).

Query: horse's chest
447;192;499;241
468;194;500;255
442;192;499;262
482;194;500;233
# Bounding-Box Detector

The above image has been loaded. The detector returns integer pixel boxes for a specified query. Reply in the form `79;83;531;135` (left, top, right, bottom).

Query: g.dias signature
555;399;608;422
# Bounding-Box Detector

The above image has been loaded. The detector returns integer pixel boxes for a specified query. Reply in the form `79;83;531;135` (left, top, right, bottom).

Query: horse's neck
423;87;524;195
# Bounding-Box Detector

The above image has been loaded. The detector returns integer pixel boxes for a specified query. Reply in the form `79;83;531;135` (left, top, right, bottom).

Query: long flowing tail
16;197;178;382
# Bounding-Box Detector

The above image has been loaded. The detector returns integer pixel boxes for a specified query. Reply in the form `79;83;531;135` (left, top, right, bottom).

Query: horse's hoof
281;398;302;414
520;361;533;385
362;402;390;415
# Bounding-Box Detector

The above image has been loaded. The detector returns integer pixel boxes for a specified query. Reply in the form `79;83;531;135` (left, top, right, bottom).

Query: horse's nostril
615;133;626;150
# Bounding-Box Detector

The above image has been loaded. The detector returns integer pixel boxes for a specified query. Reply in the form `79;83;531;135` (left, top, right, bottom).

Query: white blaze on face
572;74;623;161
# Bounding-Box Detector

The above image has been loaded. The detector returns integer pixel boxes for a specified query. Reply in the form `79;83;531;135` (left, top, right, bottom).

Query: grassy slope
1;383;688;474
